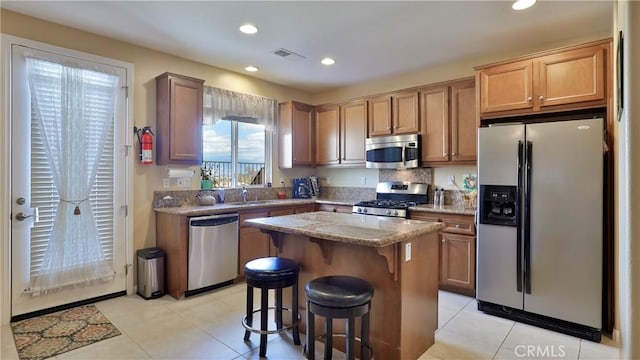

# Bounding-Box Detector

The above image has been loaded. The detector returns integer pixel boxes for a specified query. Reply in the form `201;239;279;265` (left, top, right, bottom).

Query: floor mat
10;304;121;360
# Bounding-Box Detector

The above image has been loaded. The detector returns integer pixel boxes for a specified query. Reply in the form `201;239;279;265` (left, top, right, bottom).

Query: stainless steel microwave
365;134;420;169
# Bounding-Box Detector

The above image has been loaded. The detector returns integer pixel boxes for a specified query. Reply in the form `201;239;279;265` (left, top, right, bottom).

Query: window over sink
203;117;270;188
202;86;276;188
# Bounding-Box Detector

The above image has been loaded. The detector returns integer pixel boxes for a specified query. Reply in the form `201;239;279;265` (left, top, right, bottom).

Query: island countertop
245;211;443;248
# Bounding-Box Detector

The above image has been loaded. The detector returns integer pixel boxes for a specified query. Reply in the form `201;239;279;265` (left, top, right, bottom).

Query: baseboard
611;328;621;344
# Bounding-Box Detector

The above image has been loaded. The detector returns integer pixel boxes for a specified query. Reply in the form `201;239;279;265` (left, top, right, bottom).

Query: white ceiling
1;1;613;94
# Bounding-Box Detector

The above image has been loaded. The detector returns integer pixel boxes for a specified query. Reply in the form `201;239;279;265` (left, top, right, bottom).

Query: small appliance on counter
292;177;312;198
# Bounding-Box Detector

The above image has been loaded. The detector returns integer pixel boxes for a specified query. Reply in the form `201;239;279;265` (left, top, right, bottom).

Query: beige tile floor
1;284;620;359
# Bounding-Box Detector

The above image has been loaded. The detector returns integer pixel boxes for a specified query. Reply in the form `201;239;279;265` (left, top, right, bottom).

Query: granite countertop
154;198;317;216
153;197;475;217
245;211;444;248
409;204;476;216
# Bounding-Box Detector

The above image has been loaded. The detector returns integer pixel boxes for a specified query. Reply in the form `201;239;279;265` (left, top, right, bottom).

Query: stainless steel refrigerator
476;117;603;341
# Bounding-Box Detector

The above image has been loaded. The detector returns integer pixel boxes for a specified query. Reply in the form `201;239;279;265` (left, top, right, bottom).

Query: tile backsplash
379;168;432;184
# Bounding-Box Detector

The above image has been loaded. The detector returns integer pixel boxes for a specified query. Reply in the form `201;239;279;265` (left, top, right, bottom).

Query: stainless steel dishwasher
187;213;239;296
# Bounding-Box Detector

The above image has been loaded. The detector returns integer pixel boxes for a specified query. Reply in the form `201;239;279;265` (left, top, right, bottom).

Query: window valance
203;86;277;131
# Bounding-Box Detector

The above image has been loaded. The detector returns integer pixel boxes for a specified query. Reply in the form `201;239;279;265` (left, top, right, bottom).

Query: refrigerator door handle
517;141;524;293
524;140;533;294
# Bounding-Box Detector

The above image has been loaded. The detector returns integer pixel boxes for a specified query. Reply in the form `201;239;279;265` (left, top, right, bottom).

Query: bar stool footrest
242;306;301;336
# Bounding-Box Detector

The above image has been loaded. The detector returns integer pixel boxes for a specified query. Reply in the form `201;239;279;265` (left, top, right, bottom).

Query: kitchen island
245;211;443;360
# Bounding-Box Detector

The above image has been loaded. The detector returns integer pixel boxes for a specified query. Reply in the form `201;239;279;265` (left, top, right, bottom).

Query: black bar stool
305;275;374;360
243;257;301;357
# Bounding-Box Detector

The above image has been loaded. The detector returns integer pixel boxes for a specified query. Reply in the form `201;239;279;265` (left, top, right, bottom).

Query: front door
10;44;128;318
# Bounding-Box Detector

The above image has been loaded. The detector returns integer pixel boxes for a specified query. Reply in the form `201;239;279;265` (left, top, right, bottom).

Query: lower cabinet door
440;232;476;296
238;227;271;276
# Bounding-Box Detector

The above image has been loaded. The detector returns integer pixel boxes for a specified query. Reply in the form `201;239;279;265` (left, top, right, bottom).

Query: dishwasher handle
189;214;239;227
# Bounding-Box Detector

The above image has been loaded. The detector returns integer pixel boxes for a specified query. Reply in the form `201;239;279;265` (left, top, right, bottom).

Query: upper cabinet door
340;99;367;165
156;72;204;165
392;91;420;134
478;59;534;114
420;86;450;163
315;104;340;165
451;79;477;163
278;101;315;168
368;95;392;136
476;39;611;119
537;45;605;108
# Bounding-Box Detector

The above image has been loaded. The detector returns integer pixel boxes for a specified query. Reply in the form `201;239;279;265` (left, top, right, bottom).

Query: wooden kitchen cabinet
239;210;270;277
340;99;368;165
476;39;610;118
294;204;316;213
409;211;476;296
155;212;189;299
420;78;476;166
368;91;419;136
440;232;476;295
315;203;353;213
315;104;340;165
155;73;205;165
316;100;367;166
279;101;315;168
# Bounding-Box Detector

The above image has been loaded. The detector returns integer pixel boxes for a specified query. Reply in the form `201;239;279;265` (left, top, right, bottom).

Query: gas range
353;181;429;218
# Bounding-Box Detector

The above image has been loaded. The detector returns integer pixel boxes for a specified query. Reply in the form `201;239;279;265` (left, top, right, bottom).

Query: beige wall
1;10;316;255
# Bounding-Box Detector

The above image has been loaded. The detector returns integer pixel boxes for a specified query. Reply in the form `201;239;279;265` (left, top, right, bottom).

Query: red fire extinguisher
134;126;154;164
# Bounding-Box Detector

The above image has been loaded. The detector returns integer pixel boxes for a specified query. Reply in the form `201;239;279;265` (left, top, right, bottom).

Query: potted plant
200;164;214;189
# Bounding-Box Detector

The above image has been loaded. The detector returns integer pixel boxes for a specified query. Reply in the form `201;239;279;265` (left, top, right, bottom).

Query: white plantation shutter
28;58;116;280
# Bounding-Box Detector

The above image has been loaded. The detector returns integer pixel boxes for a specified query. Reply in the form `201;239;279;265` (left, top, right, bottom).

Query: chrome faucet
241;186;247;203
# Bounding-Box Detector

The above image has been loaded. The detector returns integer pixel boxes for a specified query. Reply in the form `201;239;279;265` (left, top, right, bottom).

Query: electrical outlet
163;178;170;188
279;177;285;185
448;175;455;185
177;177;191;188
360;176;366;185
405;243;412;262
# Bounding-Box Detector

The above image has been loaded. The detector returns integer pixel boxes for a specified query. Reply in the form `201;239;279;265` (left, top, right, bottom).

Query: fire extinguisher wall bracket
134;126;154;165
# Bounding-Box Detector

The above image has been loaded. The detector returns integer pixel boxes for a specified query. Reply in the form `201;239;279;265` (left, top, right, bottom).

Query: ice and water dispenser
479;185;518;226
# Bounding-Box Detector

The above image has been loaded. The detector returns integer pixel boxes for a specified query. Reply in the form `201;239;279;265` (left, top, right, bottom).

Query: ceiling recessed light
321;57;336;66
512;0;536;10
245;65;259;72
239;24;258;34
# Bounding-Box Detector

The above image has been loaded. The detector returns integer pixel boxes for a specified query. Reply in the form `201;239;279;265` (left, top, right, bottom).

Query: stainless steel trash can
137;248;165;299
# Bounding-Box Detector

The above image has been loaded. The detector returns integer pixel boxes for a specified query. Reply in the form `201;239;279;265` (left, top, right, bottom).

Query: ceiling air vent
272;48;306;62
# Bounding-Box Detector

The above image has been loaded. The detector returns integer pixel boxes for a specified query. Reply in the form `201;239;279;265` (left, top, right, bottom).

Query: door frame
0;34;135;325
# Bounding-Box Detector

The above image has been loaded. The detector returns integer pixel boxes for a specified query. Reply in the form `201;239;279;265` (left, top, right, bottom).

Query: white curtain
26;57;119;293
203;86;277;130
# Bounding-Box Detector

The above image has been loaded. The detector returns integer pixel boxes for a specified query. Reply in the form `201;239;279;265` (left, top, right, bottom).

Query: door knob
538;95;544;101
14;208;39;222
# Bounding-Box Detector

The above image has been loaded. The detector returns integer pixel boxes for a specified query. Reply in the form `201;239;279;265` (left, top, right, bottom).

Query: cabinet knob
527;96;532;102
442;239;446;244
539;95;544;101
455;224;461;228
443;152;448;157
387;126;391;130
452;152;457;156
